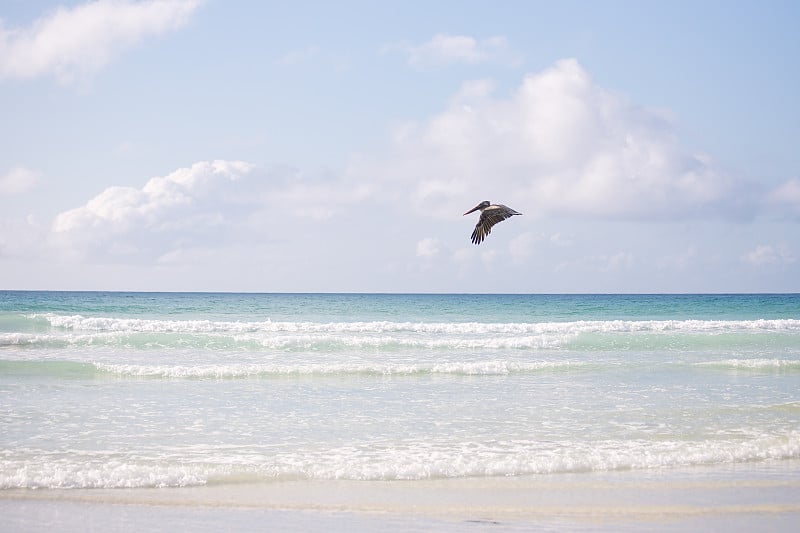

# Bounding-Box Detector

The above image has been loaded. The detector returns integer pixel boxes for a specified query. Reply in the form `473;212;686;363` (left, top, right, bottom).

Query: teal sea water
1;292;799;489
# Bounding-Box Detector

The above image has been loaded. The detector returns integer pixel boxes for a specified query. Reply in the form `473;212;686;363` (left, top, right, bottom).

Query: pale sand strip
3;465;800;525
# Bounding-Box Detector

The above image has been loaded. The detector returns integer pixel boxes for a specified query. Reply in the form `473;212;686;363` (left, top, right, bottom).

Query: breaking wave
4;432;799;488
30;314;800;335
4;314;798;353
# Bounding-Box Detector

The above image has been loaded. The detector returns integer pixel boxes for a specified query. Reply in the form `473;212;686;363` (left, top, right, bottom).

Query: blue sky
1;0;798;292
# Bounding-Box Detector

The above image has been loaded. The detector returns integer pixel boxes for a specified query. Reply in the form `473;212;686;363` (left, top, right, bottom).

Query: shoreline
4;463;800;531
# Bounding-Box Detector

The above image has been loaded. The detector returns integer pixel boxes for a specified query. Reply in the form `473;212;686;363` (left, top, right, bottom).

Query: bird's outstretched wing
471;205;521;245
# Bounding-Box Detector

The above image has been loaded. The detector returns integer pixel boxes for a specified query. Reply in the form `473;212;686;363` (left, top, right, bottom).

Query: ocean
2;292;799;530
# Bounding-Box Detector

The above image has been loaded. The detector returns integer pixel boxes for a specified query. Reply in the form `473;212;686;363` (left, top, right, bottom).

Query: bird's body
463;201;522;245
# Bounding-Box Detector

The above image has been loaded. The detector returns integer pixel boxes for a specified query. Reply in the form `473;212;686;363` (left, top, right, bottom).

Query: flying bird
463;201;522;245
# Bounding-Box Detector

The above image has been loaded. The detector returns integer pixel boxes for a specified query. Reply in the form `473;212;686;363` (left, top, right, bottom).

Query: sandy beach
4;461;800;531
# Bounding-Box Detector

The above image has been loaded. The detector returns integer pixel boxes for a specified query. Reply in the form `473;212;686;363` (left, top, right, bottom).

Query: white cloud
368;59;736;221
394;33;521;68
52;160;254;259
48;159;378;263
0;166;39;195
741;244;796;267
54;160;253;234
0;0;199;83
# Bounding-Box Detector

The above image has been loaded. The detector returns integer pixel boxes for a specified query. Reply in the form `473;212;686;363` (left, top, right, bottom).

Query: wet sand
3;462;800;531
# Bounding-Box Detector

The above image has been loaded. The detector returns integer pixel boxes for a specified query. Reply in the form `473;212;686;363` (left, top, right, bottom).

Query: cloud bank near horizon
43;59;796;271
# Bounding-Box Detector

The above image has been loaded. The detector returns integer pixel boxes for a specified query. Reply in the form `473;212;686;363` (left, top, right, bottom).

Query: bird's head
463;201;490;216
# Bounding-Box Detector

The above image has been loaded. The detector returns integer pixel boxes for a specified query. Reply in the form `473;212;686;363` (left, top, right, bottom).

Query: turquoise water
3;291;798;321
1;292;799;489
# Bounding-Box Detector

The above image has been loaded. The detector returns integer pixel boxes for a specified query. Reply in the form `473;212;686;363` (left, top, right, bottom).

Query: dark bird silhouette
463;201;522;245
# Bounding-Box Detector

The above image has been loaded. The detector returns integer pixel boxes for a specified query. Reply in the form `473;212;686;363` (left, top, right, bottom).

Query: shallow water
1;292;799;490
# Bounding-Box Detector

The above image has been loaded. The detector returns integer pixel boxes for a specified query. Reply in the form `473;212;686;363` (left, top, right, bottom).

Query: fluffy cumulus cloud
394;33;521;68
55;160;255;231
0;0;199;82
50;159;376;262
370;59;738;221
53;160;254;258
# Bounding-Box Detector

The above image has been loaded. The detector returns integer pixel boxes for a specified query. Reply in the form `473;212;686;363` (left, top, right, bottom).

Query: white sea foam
697;359;800;370
3;432;798;488
7;314;797;356
0;333;39;345
18;314;800;353
32;314;800;335
0;331;124;346
0;458;210;489
1;330;573;350
94;360;584;378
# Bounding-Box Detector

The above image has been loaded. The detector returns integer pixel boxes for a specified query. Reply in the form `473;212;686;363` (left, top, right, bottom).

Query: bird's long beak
463;204;482;216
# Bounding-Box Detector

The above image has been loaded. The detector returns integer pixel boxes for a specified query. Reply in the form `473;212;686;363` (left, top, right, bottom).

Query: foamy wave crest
0;332;122;346
33;314;800;335
0;333;40;346
95;360;585;378
1;331;568;350
260;433;800;480
697;359;800;370
4;432;798;487
248;334;568;350
18;314;800;353
0;458;211;489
